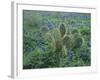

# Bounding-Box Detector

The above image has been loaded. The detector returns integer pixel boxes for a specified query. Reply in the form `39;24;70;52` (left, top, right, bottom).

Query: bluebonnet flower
82;32;86;36
69;50;73;61
47;21;54;29
72;51;76;59
80;49;84;58
80;47;86;59
48;22;52;28
36;40;41;48
87;42;91;48
61;13;69;19
34;32;42;48
30;48;33;52
26;47;33;53
79;41;82;48
34;32;40;39
41;47;45;51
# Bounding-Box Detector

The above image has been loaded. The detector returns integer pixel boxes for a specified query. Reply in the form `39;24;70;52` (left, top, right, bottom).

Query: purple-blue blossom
87;42;91;48
47;22;54;29
69;50;73;61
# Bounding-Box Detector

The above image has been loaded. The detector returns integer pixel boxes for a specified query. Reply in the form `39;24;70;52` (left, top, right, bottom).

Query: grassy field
23;10;91;69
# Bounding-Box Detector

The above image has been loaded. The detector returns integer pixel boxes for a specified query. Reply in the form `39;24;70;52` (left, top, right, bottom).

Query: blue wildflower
47;22;54;29
36;40;41;48
69;50;73;61
34;32;40;39
80;48;84;58
79;42;82;48
82;32;86;36
87;42;91;48
26;47;33;53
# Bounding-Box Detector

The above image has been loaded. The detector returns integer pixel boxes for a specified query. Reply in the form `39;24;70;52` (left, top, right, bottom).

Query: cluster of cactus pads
45;23;84;58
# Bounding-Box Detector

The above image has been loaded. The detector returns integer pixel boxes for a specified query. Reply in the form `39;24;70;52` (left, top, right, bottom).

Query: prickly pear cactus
59;23;66;37
44;23;84;66
72;31;83;48
63;35;72;49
